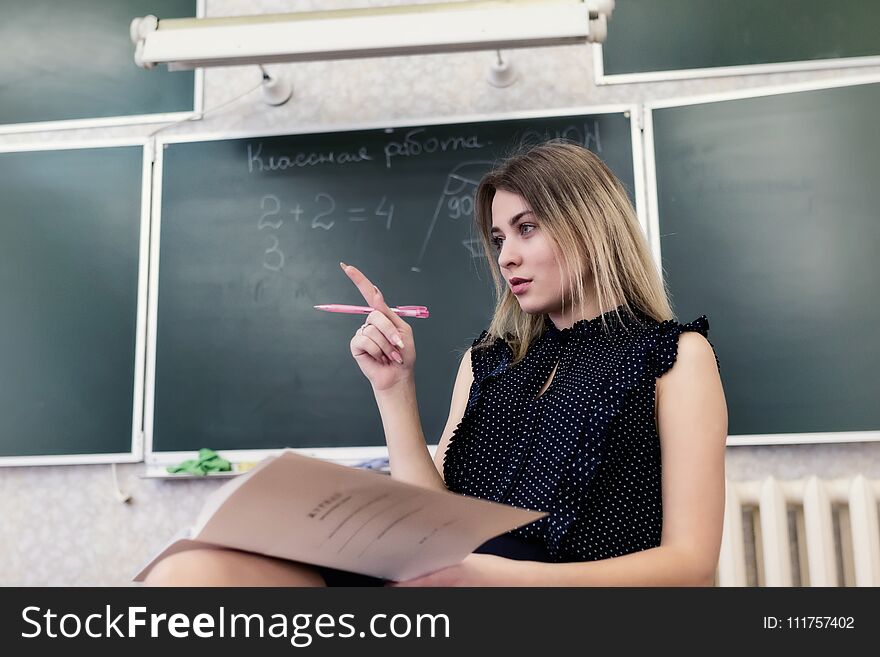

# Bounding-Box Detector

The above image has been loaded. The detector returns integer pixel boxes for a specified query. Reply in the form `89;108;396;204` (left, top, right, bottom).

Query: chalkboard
648;80;880;440
148;111;638;457
0;0;198;130
599;0;880;81
0;144;147;462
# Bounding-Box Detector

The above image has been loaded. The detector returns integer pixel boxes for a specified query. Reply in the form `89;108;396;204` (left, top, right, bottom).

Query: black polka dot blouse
442;304;720;562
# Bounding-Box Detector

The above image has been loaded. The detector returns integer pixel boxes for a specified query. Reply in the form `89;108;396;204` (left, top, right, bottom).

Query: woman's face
490;189;568;318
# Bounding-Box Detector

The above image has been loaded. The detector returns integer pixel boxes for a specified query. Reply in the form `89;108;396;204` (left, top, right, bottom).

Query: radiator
716;476;880;586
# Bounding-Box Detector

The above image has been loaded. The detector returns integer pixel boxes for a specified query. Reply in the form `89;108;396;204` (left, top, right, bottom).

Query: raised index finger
339;262;406;329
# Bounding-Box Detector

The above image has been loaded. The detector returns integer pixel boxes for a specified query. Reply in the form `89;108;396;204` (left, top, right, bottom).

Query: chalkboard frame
594;44;880;86
593;5;880;86
0;0;205;135
644;74;880;447
143;104;647;469
0;138;153;466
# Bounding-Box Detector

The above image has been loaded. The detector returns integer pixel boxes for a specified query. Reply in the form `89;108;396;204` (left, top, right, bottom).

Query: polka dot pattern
443;304;719;562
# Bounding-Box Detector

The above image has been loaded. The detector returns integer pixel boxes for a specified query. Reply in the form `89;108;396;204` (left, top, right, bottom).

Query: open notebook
134;449;546;582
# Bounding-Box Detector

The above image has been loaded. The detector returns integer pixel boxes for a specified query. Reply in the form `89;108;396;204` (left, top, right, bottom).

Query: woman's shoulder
468;329;512;380
639;313;719;379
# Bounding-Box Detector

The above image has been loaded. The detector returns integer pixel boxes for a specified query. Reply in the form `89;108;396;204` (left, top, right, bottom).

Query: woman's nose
498;241;521;268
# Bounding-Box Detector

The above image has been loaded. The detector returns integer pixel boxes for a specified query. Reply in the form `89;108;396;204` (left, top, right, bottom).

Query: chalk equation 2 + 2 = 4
256;193;396;272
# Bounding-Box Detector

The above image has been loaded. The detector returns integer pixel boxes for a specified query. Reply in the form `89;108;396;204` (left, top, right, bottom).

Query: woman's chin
515;300;541;314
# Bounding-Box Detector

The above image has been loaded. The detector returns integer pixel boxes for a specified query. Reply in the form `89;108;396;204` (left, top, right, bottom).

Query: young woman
145;140;727;587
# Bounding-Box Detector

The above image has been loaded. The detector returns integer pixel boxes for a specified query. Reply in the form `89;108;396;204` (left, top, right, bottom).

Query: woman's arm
651;330;728;583
376;347;473;492
392;331;728;586
340;262;455;492
373;379;444;491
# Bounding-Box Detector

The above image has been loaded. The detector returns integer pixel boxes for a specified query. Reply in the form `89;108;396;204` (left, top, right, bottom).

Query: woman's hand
385;554;529;587
341;262;416;392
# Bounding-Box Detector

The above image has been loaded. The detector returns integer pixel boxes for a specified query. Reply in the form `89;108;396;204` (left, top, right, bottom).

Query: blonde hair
472;139;674;366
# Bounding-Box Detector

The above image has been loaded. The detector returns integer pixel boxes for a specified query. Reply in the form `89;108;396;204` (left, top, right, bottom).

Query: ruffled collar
543;303;651;341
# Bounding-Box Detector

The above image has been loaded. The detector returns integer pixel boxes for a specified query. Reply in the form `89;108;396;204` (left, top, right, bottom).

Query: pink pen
314;304;430;318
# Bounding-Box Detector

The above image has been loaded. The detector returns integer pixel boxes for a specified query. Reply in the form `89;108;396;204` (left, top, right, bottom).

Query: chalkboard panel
149;111;637;456
600;0;880;81
0;0;197;130
649;81;880;439
0;144;147;461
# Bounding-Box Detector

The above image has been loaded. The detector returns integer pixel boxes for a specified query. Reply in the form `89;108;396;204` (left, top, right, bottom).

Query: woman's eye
491;224;535;251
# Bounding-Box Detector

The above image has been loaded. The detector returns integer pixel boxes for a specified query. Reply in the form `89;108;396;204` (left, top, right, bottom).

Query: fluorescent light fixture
132;0;615;71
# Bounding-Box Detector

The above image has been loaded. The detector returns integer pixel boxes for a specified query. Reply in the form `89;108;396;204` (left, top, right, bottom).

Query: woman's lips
511;280;531;295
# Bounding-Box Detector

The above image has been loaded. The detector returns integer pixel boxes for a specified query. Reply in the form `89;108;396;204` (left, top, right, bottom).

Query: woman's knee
143;548;325;587
143;548;232;586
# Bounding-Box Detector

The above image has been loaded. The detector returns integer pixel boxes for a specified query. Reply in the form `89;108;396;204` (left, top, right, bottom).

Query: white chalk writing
383;128;486;169
258;194;285;272
247;141;372;173
517;121;602;153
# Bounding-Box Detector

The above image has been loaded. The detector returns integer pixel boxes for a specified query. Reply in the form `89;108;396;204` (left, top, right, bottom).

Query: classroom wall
1;0;879;586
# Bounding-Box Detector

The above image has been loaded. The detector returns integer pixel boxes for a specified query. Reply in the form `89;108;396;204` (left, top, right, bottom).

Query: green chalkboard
0;0;197;128
650;81;880;438
0;145;146;460
601;0;880;79
150;112;637;455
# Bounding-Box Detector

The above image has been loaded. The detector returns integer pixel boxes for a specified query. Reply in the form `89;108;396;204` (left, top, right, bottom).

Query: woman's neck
548;297;624;330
